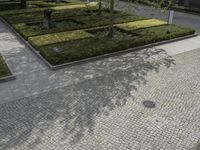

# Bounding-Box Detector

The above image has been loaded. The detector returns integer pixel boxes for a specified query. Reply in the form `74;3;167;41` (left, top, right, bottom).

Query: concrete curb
0;74;16;83
1;17;198;70
0;17;54;69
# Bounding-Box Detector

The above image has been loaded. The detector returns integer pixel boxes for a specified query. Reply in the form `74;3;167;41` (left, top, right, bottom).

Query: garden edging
0;74;16;83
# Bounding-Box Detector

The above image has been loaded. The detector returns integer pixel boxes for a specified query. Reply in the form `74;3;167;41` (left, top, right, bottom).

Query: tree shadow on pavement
0;48;175;149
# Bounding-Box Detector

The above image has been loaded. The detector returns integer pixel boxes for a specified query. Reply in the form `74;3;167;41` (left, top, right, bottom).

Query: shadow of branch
0;48;175;149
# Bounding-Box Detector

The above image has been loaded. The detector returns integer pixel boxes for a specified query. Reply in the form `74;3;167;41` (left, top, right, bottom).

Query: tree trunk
98;0;102;15
107;0;114;38
20;0;26;9
43;9;53;29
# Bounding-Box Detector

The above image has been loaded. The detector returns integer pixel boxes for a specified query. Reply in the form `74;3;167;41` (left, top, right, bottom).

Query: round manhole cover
142;100;156;108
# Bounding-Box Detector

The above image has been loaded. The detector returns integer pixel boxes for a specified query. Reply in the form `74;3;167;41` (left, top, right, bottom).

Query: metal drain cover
142;100;156;108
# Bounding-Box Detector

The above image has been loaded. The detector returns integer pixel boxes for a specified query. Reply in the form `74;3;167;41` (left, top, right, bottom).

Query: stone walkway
0;19;200;149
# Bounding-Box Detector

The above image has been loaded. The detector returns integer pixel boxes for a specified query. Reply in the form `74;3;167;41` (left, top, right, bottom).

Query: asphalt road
115;1;200;33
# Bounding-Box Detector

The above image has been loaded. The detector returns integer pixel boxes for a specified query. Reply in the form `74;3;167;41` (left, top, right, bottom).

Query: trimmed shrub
10;12;144;40
28;1;73;8
0;3;97;16
38;25;195;65
28;30;93;47
115;19;167;31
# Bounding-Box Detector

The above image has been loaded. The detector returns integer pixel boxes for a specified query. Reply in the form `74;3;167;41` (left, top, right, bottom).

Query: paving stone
0;83;14;103
0;48;200;149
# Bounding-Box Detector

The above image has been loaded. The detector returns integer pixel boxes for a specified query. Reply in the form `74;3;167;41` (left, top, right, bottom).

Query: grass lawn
0;55;11;78
0;2;195;66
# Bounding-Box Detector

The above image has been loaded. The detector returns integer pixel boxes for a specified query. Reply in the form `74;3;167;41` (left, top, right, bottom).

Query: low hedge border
28;30;93;47
28;1;73;8
115;19;167;31
1;16;198;70
0;2;97;16
33;32;199;70
37;25;195;65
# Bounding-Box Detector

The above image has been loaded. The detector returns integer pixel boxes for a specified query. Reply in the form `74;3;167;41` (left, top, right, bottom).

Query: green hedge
28;1;76;7
0;3;97;16
2;4;98;24
28;30;93;47
37;25;195;65
115;19;167;31
12;12;145;40
0;55;11;78
0;2;20;11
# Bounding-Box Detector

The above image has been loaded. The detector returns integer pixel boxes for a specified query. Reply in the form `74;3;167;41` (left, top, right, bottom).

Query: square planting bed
35;25;195;66
1;4;195;69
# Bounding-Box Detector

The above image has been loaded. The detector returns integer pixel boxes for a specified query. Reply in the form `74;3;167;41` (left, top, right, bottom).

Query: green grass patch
37;25;195;65
29;30;93;47
115;19;167;31
0;55;11;78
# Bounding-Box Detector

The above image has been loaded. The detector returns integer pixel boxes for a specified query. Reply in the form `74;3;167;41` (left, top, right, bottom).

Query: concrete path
115;1;200;33
0;16;200;149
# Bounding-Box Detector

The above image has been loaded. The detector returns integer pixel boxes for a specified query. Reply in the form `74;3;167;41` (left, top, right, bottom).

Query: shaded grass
0;55;11;78
27;0;82;8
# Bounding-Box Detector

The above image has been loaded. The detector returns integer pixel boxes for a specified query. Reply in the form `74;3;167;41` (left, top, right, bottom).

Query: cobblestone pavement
1;46;200;149
1;13;200;149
